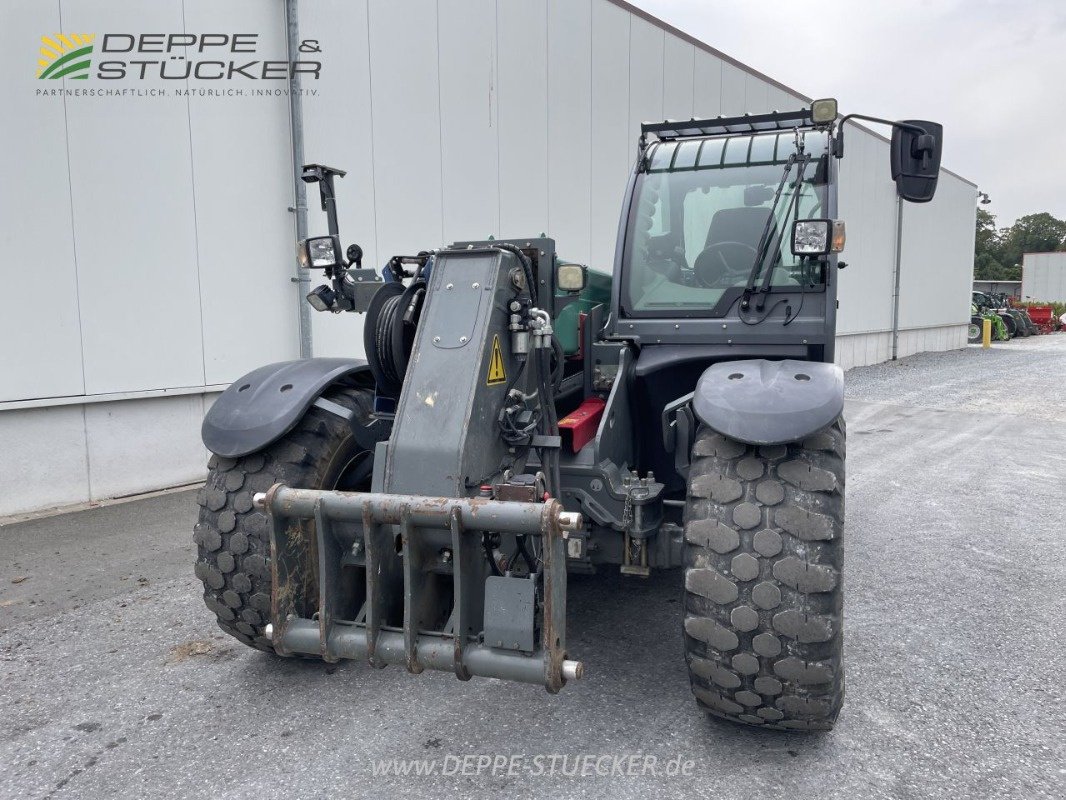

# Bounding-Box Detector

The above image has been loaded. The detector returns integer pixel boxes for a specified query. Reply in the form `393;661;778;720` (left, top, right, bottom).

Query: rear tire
193;384;385;652
998;314;1017;339
682;419;845;730
1007;312;1025;337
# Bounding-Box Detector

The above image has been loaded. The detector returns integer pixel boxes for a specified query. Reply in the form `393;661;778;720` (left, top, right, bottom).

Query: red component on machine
1026;306;1055;333
558;396;606;453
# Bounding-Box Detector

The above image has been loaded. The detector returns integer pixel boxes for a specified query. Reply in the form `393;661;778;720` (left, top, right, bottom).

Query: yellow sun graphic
37;33;95;80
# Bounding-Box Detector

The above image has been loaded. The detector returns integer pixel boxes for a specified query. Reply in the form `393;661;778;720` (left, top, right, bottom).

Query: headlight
791;219;846;256
306;284;336;312
556;263;587;292
296;235;341;269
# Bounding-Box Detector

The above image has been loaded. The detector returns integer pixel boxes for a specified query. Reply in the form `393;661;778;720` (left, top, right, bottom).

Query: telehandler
195;99;942;730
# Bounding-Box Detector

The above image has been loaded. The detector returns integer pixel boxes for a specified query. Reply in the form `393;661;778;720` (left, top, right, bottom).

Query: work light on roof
810;98;838;125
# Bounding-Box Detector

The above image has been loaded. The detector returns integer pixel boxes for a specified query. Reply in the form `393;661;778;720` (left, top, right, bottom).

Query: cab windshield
622;131;829;317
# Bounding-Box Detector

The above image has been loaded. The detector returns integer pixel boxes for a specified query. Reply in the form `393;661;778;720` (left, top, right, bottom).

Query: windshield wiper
741;154;795;311
740;148;811;312
754;152;811;310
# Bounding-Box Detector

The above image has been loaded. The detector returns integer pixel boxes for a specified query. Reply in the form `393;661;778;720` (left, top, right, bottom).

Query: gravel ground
846;333;1066;421
2;337;1065;800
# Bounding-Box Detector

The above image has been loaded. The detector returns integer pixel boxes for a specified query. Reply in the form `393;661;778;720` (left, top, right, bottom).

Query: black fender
692;359;843;446
202;358;374;458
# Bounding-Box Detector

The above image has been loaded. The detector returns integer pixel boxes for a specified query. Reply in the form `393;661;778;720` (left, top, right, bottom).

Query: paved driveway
2;337;1064;799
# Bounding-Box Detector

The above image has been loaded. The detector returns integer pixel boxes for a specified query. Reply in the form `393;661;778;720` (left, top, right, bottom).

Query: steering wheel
693;241;758;288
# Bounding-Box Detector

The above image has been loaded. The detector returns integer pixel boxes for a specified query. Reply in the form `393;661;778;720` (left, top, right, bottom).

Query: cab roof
641;108;818;141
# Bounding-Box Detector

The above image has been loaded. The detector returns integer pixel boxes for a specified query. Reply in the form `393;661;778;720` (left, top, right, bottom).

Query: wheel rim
333;450;374;492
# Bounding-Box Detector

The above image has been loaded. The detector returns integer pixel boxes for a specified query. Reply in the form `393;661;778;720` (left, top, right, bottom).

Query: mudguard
692;359;843;446
202;358;372;458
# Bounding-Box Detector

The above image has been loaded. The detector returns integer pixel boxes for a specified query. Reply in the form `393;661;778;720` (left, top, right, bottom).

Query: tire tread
194;385;379;651
683;419;845;730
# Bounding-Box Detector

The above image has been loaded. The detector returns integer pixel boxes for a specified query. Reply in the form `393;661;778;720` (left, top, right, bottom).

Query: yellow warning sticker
486;334;507;385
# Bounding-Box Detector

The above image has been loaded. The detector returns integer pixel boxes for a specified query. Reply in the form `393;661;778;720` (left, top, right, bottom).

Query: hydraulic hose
550;335;564;391
537;345;562;499
491;242;537;306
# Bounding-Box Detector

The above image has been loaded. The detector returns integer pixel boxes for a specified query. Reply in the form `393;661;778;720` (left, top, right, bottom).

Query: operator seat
704;206;774;251
693;206;774;283
701;207;797;286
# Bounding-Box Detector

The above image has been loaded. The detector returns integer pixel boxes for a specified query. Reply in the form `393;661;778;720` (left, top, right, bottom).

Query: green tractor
194;99;942;730
967;306;982;344
969;296;1009;343
970;291;1036;343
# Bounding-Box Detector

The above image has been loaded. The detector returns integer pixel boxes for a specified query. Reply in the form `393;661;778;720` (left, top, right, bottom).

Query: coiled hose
373;292;407;387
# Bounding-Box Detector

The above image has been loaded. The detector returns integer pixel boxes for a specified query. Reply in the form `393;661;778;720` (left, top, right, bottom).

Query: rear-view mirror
891;120;943;203
744;186;774;205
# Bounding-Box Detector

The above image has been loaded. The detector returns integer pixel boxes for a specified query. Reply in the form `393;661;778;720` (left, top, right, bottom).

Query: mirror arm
832;114;928;158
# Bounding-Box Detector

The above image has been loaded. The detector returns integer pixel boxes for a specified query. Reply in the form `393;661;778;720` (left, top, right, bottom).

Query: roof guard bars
641;109;816;142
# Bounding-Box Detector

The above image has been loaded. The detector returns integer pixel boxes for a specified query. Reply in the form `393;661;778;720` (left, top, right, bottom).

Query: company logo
36;33;320;81
37;34;95;80
34;32;323;98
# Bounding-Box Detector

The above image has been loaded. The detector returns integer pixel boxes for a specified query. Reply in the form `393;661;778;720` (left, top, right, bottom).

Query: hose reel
364;280;424;397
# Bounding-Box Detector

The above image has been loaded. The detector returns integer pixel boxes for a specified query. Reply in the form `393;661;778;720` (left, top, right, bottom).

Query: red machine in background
1023;305;1057;333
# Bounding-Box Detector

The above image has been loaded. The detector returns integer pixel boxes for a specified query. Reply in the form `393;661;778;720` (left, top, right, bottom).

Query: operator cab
623;130;831;321
613;109;845;493
608;101;943;493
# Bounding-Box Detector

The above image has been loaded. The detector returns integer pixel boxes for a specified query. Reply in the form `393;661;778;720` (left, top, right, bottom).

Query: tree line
974;210;1066;280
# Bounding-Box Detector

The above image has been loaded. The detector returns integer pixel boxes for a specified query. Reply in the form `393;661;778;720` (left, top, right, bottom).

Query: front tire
968;317;983;343
193;384;384;651
682;419;845;730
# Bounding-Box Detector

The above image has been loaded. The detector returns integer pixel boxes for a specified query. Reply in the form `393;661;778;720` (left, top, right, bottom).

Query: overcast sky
635;0;1065;227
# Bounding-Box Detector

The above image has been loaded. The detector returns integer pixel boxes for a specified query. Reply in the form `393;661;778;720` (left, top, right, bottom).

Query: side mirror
556;262;587;293
891;120;943;203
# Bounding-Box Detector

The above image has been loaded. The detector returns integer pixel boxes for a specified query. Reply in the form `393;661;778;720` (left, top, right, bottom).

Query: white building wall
3;0;85;403
1;0;295;517
0;0;975;517
1022;252;1066;302
835;124;975;367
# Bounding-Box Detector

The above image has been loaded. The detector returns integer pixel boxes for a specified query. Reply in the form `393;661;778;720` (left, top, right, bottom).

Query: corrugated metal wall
299;0;974;358
0;0;975;516
837;130;976;332
1;0;299;407
1022;252;1066;302
299;0;812;361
